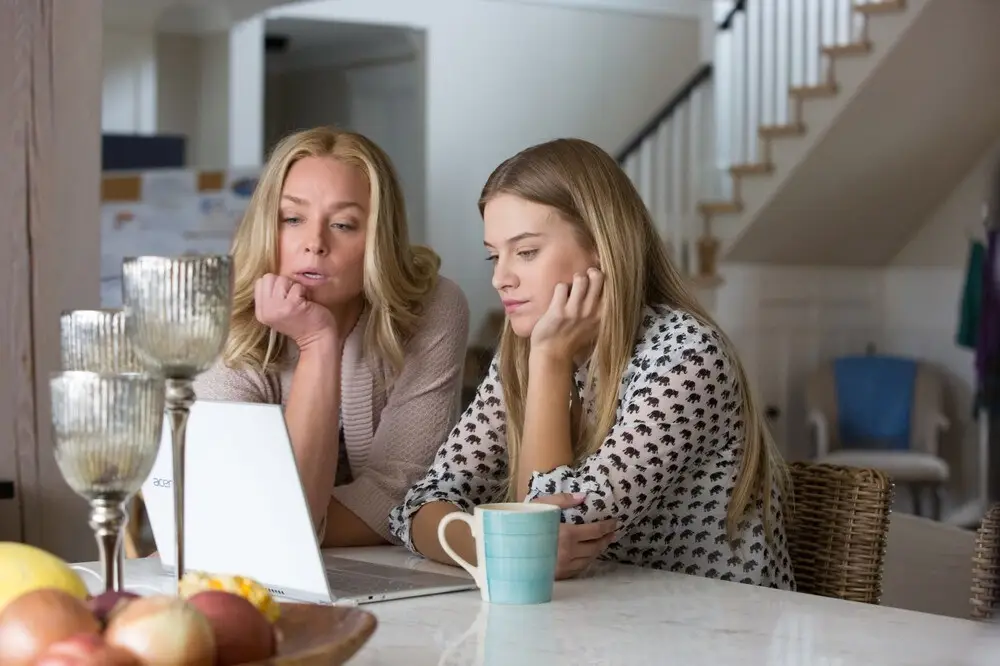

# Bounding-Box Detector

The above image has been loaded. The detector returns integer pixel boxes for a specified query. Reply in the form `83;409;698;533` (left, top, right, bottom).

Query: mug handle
437;512;485;588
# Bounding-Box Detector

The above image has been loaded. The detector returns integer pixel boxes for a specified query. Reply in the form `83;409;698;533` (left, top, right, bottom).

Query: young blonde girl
389;138;793;588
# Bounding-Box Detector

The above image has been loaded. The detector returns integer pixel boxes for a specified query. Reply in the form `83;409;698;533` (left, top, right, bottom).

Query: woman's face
483;194;598;338
277;156;368;311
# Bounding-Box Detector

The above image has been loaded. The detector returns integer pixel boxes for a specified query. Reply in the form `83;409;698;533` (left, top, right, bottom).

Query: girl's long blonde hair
224;127;440;377
479;138;788;538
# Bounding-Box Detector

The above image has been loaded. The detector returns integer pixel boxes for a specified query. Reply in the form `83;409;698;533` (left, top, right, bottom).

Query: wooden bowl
250;603;377;665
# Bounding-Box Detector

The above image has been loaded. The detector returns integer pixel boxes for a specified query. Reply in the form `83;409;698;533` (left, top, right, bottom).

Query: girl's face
483;194;598;338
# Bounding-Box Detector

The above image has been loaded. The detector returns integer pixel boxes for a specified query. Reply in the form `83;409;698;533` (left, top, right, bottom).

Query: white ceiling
102;0;304;33
104;0;703;33
102;0;418;72
265;17;412;54
264;17;418;71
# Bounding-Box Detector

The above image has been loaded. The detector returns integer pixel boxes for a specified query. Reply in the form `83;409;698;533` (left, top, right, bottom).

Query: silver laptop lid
141;400;333;602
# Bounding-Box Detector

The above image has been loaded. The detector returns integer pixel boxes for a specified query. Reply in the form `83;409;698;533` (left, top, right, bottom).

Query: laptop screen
141;400;332;601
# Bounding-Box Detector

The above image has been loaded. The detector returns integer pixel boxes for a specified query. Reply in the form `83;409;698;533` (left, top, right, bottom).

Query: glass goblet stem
165;377;195;590
113;516;127;591
88;496;127;595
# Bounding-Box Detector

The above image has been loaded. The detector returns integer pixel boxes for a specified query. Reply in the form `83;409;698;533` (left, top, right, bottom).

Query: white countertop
74;547;999;665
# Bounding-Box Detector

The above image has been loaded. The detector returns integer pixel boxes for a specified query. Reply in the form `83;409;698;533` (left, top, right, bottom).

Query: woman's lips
294;271;329;284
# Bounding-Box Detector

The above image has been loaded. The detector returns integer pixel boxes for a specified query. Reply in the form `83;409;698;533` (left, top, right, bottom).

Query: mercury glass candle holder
49;371;165;594
121;255;233;589
60;308;142;374
59;308;144;591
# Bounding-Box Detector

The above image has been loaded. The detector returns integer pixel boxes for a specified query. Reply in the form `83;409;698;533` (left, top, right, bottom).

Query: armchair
806;354;950;519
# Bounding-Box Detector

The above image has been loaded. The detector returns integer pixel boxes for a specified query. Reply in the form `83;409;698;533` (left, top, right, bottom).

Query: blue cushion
833;355;917;451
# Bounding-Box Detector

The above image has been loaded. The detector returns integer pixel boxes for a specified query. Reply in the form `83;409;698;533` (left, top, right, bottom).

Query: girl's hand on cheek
529;267;603;363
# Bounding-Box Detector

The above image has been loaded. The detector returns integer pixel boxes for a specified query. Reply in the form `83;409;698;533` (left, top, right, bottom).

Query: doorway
264;19;428;243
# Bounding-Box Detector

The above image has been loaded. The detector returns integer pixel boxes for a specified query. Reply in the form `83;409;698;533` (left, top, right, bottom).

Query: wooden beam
0;0;102;559
0;0;33;545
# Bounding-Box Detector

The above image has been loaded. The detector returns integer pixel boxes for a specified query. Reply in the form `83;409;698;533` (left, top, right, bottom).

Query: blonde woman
195;127;470;547
389;138;794;589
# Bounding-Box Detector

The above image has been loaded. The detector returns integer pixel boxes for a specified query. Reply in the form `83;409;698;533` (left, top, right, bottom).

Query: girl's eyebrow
483;232;544;249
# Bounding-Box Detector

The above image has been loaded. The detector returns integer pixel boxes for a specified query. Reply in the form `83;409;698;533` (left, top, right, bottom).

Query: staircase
618;0;1000;284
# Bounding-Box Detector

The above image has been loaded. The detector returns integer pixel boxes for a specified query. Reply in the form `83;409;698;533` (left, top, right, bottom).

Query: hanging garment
976;229;1000;415
958;238;986;349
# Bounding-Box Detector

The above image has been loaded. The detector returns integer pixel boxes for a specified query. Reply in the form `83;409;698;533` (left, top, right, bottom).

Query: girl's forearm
517;350;575;500
411;501;478;567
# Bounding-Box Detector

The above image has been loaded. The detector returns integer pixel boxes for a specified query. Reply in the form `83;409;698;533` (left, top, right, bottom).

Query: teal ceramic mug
437;503;561;605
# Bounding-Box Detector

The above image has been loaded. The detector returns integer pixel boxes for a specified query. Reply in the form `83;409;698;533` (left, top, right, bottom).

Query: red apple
187;590;277;665
104;595;215;666
0;589;101;665
34;633;139;666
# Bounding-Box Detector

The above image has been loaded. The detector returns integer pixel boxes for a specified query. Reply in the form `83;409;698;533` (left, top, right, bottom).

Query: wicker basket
787;462;894;604
971;503;1000;620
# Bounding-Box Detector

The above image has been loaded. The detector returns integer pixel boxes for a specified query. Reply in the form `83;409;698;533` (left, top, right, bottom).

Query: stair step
790;82;839;98
698;200;743;217
730;162;774;177
759;123;806;138
823;41;873;57
689;274;725;290
854;0;905;15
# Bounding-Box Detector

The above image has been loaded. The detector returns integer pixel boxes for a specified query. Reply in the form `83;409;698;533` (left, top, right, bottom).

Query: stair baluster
616;0;903;287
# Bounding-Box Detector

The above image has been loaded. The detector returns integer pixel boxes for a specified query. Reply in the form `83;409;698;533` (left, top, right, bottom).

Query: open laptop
140;400;476;605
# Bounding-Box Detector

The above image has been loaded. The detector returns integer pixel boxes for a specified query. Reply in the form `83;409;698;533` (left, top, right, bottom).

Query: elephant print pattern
389;306;796;590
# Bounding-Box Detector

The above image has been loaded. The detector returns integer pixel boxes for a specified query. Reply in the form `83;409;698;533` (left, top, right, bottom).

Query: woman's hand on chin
530;267;604;364
254;273;338;350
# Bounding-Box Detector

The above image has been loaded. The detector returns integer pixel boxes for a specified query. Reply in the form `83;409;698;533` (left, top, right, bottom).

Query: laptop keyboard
323;556;470;597
325;570;420;595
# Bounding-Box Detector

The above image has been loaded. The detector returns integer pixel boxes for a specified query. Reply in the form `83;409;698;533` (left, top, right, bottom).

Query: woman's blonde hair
479;138;788;538
224;127;440;377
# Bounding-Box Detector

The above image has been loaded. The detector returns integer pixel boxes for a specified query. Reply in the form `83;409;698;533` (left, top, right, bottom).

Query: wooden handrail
718;0;748;31
614;0;749;163
615;63;713;162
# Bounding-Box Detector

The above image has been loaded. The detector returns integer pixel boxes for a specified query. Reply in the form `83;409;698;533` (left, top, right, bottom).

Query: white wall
156;33;201;159
164;22;264;169
882;137;1000;513
103;29;158;134
344;58;426;245
265;67;351;149
707;259;973;516
705;137;1000;518
105;27;225;166
195;32;232;168
105;23;264;169
268;0;702;335
710;264;884;464
229;17;266;168
893;138;999;269
265;52;427;244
